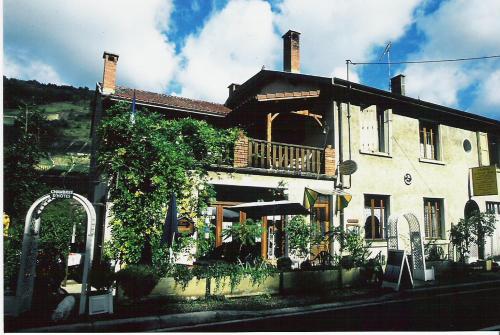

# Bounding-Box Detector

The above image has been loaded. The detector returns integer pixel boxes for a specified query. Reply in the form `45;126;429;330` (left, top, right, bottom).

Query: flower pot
88;291;113;315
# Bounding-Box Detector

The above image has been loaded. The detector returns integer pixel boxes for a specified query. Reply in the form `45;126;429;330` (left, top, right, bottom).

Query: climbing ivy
98;102;240;265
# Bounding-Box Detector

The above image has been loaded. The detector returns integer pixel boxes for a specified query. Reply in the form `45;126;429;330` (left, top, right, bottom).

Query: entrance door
310;201;330;260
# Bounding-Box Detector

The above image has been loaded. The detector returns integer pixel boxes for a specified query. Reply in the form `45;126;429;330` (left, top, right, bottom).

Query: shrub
116;265;159;300
277;257;292;271
89;262;115;292
450;211;495;262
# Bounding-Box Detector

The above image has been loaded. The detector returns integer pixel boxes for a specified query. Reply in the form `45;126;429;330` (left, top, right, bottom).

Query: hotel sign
472;166;499;196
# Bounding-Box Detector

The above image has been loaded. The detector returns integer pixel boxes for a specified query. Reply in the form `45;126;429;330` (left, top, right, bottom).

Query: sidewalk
6;271;500;333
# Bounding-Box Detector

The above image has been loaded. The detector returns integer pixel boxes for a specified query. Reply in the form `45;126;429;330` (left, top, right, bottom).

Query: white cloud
4;54;63;85
471;69;500;119
176;0;279;102
4;0;177;92
274;0;422;79
402;0;500;119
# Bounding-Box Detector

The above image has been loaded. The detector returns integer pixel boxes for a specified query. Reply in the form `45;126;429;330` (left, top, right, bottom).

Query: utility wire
349;54;500;65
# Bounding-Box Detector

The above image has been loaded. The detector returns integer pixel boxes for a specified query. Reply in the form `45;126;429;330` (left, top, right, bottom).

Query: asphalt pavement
9;277;500;333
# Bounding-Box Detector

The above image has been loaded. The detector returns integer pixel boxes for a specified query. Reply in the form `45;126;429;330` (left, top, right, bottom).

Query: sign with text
381;249;413;291
50;189;74;199
472;166;498;196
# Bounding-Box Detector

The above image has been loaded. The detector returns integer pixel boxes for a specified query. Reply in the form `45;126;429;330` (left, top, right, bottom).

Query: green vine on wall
98;102;240;265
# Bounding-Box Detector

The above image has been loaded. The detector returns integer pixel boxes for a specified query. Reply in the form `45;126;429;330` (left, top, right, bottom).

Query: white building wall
338;102;500;260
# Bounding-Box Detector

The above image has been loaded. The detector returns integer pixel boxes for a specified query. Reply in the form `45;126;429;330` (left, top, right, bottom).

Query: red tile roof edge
110;86;231;116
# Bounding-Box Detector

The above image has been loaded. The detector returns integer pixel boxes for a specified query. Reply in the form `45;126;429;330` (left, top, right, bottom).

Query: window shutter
384;108;392;154
477;132;490;166
361;105;378;151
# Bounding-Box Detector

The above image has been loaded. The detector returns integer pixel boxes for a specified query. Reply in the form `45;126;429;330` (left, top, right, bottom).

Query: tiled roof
111;86;231;117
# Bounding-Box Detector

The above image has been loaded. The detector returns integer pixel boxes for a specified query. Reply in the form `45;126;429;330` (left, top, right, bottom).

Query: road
172;286;500;331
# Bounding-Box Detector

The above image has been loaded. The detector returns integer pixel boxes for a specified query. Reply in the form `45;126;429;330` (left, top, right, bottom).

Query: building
91;31;500;266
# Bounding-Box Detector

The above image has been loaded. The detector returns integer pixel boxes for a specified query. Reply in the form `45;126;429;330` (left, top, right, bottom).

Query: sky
4;0;500;120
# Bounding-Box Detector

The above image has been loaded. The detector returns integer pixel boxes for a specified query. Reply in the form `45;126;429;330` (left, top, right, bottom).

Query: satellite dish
339;160;358;175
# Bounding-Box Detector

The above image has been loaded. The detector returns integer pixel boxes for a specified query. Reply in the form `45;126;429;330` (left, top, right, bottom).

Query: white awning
228;200;310;216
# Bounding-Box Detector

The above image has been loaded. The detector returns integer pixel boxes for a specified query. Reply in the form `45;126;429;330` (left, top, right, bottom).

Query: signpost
472;166;499;196
381;249;413;291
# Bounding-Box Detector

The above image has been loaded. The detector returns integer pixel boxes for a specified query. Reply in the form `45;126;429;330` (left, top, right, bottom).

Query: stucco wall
337;102;499;259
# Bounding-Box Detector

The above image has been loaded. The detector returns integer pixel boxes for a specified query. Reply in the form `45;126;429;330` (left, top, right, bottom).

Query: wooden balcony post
216;205;223;247
261;216;268;259
267;113;272;142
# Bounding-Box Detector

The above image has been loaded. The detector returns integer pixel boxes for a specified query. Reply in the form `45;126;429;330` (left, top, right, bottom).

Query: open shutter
361;105;378;152
477;132;490;166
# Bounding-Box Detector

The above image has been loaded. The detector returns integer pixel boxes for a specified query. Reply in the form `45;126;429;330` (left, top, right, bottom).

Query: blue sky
4;0;500;120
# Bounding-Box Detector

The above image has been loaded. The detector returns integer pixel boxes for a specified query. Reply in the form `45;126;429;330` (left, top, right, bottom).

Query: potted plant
88;261;115;315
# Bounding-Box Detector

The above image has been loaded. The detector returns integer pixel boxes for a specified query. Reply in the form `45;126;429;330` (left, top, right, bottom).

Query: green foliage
116;264;159;300
285;215;322;259
425;241;445;261
98;103;240;265
169;264;195;290
3;200;86;291
3;224;24;291
191;260;276;294
222;219;262;247
4;106;49;224
89;262;115;292
450;211;496;262
194;221;215;259
332;228;371;268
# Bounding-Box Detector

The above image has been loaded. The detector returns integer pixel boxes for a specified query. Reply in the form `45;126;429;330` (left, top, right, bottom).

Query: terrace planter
118;268;362;300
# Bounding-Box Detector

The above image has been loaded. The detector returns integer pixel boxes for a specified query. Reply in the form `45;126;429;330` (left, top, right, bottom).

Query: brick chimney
283;30;300;73
102;52;119;94
391;74;405;95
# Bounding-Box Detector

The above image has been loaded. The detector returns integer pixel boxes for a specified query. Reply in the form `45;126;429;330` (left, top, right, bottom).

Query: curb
18;279;500;333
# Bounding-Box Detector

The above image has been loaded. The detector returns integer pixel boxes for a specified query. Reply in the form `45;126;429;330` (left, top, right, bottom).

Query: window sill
365;238;387;243
359;150;392;158
419;158;445;166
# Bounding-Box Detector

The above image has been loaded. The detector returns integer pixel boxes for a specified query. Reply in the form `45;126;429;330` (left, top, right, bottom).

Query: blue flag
161;193;178;248
130;89;136;124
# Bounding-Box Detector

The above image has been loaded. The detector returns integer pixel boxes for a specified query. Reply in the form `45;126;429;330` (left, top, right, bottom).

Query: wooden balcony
233;134;336;177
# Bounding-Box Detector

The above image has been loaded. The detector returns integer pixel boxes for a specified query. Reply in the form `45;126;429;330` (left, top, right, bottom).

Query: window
364;195;389;239
360;105;390;154
423;198;444;239
488;134;499;167
419;121;440;160
486;202;500;215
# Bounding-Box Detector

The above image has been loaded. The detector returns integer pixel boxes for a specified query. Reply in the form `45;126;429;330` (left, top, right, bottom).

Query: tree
450;211;496;263
284;215;322;259
4;105;49;227
98;103;240;266
222;218;262;261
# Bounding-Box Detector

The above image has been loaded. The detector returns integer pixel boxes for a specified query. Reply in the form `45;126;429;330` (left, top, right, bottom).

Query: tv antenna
379;42;392;89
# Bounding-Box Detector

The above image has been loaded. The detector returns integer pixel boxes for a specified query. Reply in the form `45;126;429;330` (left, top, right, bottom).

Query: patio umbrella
161;193;178;247
228;200;310;217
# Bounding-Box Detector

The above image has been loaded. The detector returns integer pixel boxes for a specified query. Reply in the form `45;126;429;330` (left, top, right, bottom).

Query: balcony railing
232;134;335;177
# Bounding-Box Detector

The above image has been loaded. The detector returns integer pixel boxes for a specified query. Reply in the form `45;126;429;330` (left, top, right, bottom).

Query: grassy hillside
3;77;94;174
